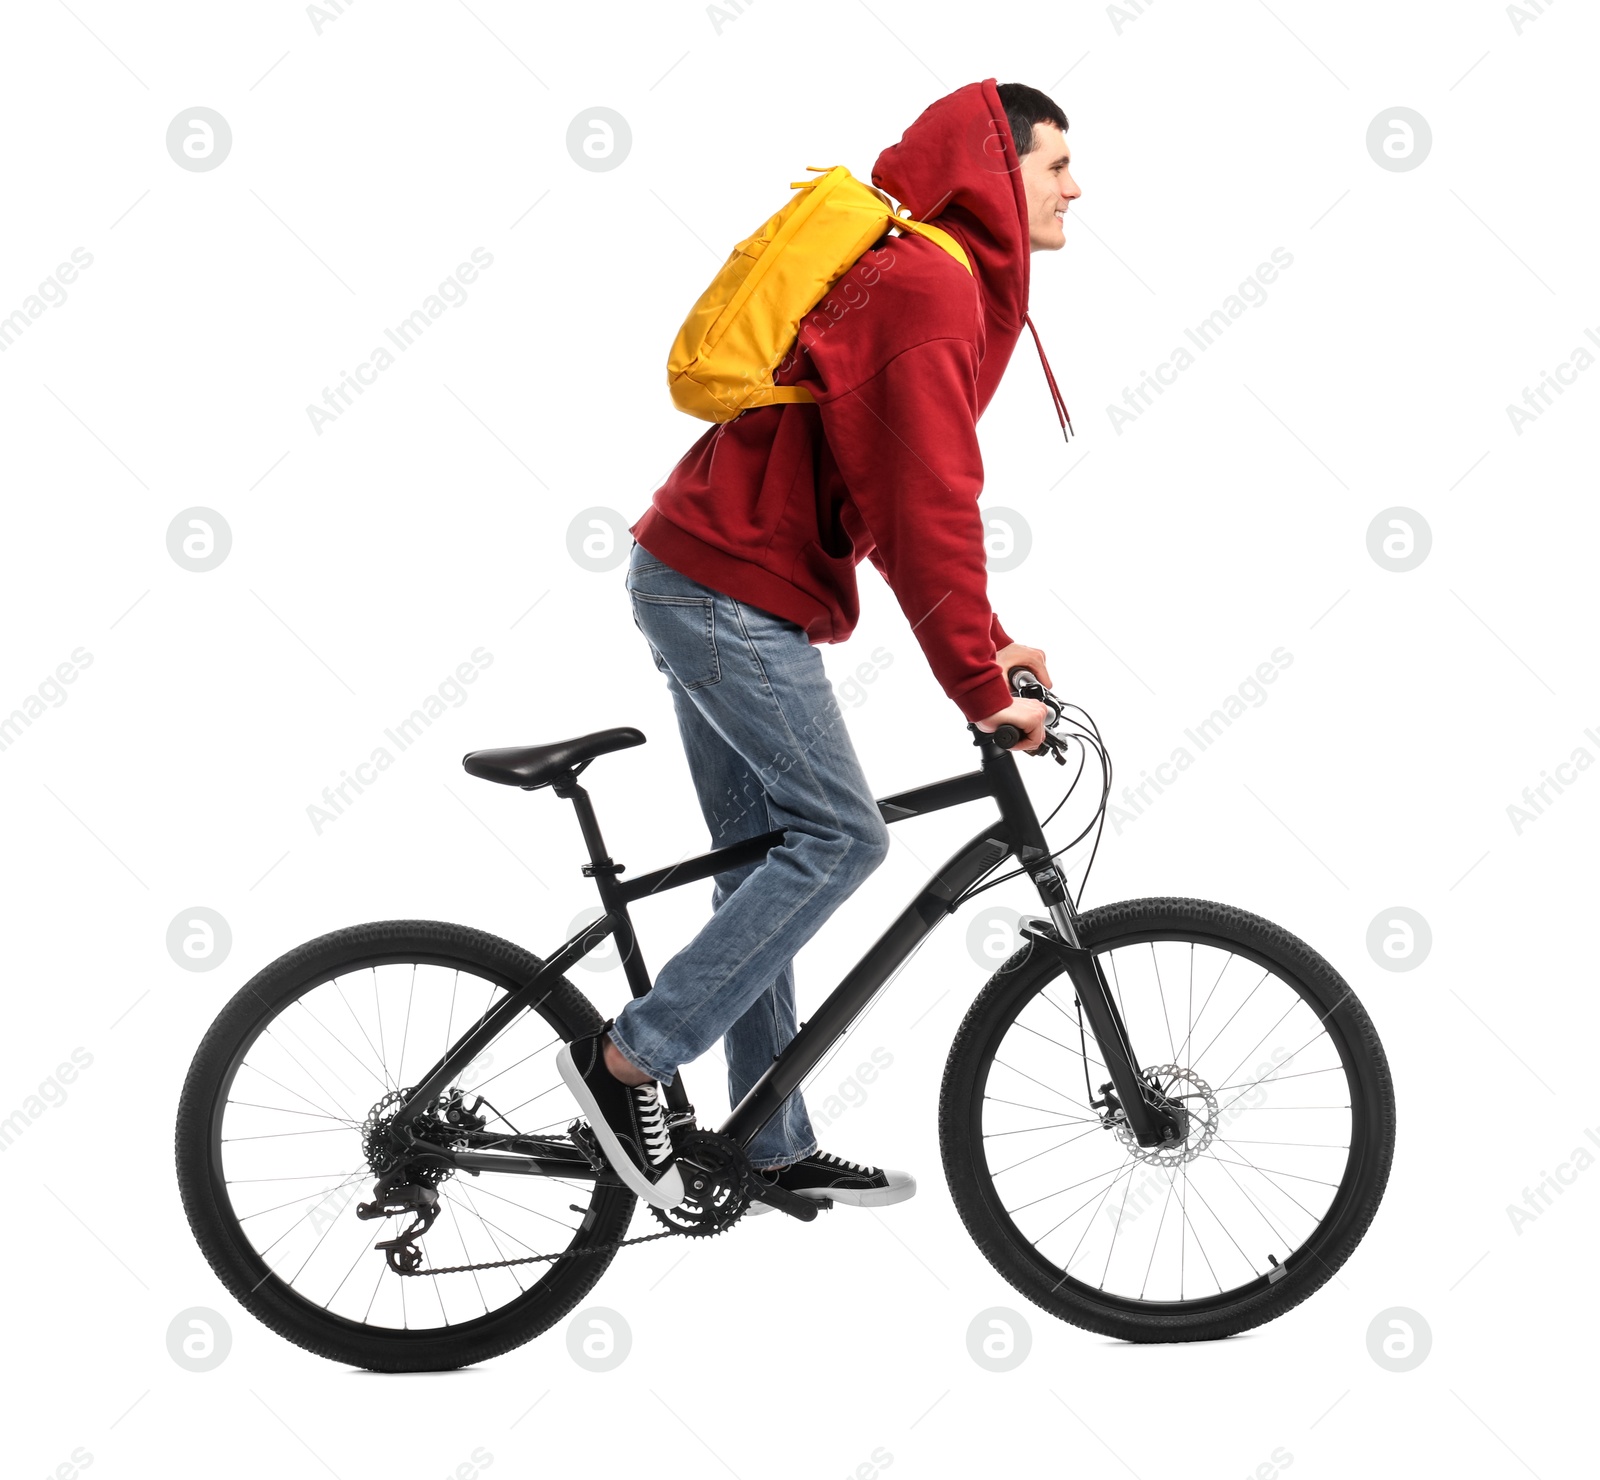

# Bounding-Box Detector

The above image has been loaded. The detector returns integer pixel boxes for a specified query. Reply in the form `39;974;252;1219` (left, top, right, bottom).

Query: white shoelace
632;1085;674;1167
816;1150;874;1176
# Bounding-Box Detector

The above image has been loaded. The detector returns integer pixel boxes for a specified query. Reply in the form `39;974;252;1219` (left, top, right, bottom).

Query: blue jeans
610;540;892;1168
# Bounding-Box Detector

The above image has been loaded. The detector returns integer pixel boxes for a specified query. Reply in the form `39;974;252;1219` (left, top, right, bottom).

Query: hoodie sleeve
821;336;1015;723
865;547;1012;651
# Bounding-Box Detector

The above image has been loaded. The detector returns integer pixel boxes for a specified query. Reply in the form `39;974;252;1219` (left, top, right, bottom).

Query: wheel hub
361;1087;479;1186
1114;1065;1219;1167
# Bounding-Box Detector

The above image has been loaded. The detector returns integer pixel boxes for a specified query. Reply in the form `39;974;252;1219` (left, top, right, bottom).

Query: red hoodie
631;79;1058;724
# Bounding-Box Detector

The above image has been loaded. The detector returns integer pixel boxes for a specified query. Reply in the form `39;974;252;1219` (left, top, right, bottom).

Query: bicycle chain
397;1218;684;1278
392;1126;752;1277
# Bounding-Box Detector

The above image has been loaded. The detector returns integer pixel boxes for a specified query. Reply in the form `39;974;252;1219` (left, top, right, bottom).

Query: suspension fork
981;735;1173;1149
1018;916;1170;1147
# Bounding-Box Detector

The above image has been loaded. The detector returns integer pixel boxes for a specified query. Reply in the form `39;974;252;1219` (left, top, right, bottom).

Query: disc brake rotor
1115;1065;1219;1167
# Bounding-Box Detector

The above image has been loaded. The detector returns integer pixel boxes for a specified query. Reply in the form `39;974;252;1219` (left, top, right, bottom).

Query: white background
3;1;1595;1475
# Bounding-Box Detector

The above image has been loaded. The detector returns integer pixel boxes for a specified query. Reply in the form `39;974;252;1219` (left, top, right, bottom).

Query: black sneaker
556;1025;683;1210
748;1150;915;1213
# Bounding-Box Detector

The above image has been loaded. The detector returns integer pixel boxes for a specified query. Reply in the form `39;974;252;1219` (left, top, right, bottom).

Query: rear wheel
939;898;1395;1342
175;920;635;1371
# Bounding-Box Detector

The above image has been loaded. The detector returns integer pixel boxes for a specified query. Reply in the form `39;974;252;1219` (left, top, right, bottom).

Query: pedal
568;1118;606;1173
749;1181;832;1221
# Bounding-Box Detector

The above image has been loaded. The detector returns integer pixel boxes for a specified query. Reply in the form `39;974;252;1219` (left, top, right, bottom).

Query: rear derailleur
355;1172;442;1274
355;1085;485;1274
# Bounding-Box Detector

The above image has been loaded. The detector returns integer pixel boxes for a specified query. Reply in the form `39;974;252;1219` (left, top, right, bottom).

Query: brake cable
953;693;1114;912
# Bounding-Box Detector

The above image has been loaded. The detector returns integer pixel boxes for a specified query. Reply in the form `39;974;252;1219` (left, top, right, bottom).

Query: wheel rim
976;928;1371;1311
205;951;620;1336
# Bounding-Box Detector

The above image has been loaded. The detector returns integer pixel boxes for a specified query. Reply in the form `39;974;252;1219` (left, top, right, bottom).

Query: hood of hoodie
871;79;1031;358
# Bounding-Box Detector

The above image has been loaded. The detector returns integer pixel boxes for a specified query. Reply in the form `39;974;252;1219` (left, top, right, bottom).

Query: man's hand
976;697;1050;753
978;643;1053;753
995;642;1052;689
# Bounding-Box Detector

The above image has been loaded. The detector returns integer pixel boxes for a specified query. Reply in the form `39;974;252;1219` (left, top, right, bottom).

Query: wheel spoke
1211;993;1306;1098
371;967;389;1087
397;964;417;1090
262;1027;363;1126
1200;1151;1301;1250
324;1223;379;1311
442;1196;489;1316
334;976;393;1093
243;1168;368;1230
452;1183;528;1295
991;1058;1097;1116
1036;991;1110;1073
1211;983;1359;1118
226;1100;360;1125
983;1094;1100;1125
989;1124;1102;1177
1188;967;1270;1076
296;998;389;1092
234;1064;361;1128
1139;1172;1177;1299
277;1017;357;1098
461;1176;584;1235
469;1036;560;1092
1150;942;1176;1064
1171;950;1234;1066
983;1119;1099;1138
1011;1018;1095;1063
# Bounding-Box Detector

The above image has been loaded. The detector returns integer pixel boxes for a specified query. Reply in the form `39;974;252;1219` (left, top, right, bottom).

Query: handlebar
977;665;1069;760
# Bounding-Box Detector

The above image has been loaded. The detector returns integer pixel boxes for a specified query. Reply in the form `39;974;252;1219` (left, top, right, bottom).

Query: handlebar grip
1006;665;1040;693
990;724;1023;749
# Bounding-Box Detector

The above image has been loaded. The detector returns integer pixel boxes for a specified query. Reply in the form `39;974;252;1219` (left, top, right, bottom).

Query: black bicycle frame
390;730;1170;1177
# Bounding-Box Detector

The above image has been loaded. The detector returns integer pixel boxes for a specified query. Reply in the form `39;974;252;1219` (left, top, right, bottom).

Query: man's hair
995;82;1069;157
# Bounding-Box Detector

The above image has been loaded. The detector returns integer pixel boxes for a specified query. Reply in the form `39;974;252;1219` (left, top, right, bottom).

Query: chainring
648;1129;752;1238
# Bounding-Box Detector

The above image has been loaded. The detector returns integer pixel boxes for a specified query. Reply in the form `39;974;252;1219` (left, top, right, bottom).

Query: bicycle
175;668;1395;1371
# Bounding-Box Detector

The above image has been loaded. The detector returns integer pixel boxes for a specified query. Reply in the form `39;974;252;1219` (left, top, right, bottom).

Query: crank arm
1018;918;1169;1147
748;1181;825;1221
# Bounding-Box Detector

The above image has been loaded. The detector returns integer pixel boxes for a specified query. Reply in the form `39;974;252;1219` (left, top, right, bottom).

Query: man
558;80;1080;1213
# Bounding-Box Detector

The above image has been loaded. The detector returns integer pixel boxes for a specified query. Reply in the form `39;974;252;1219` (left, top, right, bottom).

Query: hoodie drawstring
1024;313;1073;444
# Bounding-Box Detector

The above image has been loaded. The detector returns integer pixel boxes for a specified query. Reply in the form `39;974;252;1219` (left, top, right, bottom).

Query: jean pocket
631;591;720;689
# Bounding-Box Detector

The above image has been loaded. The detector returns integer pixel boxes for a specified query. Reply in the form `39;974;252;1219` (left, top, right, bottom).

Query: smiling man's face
1019;122;1079;252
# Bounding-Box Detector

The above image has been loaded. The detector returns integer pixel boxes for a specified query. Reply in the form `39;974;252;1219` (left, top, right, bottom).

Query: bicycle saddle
462;728;645;790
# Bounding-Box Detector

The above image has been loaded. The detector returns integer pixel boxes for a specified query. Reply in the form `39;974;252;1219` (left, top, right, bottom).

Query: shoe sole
556;1043;684;1211
749;1175;916;1214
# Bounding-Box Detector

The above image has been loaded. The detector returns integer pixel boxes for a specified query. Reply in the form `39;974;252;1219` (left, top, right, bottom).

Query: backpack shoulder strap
893;216;971;273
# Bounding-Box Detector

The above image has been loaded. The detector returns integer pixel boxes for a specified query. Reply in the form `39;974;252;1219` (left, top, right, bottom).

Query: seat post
550;771;612;870
549;769;691;1116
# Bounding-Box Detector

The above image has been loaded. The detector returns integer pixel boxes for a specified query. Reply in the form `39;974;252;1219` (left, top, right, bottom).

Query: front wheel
939;897;1395;1342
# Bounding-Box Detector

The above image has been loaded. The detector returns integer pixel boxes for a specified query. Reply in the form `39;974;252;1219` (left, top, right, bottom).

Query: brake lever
1008;672;1066;755
1028;730;1071;764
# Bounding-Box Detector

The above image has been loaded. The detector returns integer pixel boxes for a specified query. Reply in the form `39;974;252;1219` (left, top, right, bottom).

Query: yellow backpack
666;165;972;423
